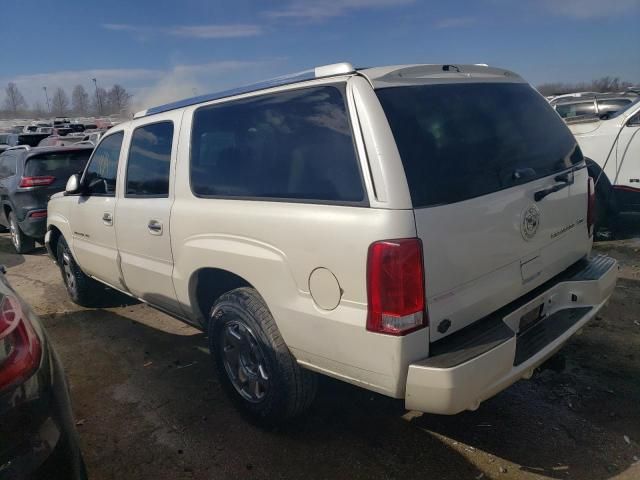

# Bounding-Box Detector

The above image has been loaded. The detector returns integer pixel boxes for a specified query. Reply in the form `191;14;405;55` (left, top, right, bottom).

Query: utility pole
92;78;103;115
42;86;51;114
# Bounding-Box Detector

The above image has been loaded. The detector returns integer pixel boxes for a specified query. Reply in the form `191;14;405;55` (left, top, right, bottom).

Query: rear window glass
376;82;583;208
190;85;365;204
25;150;92;178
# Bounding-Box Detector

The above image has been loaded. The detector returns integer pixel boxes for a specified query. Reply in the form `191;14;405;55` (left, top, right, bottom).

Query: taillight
0;295;42;391
28;210;47;219
367;238;427;335
587;177;595;237
19;176;55;188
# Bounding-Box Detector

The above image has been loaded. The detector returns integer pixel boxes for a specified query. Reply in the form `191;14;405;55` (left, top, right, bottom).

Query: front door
115;116;182;314
71;131;126;290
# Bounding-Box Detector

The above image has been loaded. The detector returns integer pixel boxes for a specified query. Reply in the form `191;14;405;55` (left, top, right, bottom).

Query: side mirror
64;174;81;195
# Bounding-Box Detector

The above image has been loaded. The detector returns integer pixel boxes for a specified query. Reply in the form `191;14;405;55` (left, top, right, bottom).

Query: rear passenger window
190;85;365;204
83;132;124;196
126;122;173;197
0;152;17;178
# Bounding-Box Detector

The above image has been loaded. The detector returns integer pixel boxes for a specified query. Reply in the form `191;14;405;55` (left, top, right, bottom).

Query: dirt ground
1;227;639;480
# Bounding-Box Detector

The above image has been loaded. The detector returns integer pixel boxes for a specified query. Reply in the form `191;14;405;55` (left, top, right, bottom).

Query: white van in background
568;98;640;227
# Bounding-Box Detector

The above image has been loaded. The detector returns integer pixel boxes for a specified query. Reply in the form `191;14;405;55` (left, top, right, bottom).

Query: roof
134;62;523;119
22;145;94;157
135;62;356;119
358;64;524;88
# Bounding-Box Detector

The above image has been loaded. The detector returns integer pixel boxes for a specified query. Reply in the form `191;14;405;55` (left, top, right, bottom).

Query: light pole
92;78;103;115
42;86;50;114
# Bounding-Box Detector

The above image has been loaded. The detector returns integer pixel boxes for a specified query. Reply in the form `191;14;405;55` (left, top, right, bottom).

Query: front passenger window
83;132;124;196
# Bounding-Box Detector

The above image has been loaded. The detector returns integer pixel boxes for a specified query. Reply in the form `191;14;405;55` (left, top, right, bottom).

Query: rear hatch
376;81;592;341
17;149;92;211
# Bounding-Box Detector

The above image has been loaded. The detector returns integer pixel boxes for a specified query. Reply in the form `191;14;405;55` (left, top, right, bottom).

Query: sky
1;0;639;111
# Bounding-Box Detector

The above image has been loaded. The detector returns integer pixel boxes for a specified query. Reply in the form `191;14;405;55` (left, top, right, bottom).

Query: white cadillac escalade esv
45;63;618;425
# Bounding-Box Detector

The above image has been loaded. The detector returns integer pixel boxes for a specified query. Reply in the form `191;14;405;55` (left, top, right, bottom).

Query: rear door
114;114;182;314
71;131;126;290
376;82;591;341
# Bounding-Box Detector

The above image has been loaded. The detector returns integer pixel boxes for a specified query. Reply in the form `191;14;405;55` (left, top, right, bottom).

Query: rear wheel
9;211;35;254
209;287;317;426
56;237;101;307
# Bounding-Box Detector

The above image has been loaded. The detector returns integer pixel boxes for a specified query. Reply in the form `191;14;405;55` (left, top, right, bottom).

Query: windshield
25;150;92;180
607;96;640;120
376;82;583;208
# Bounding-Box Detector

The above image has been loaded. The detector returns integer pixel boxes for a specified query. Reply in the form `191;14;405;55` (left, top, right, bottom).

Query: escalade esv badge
521;205;541;240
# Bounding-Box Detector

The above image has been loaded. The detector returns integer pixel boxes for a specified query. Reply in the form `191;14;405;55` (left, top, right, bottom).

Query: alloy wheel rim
221;320;269;403
9;219;19;250
62;252;76;294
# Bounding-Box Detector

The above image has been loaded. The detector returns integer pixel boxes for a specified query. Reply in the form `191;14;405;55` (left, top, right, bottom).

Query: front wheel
209;287;317;426
56;237;102;307
9;211;35;254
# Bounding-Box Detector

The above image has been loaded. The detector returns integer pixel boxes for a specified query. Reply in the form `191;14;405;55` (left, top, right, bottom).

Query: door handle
148;219;163;235
102;212;113;226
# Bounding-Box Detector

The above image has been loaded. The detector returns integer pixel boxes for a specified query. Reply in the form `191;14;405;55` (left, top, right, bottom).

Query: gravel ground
1;231;639;480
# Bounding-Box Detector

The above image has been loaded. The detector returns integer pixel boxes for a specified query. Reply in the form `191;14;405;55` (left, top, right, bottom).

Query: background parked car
37;136;85;148
0;134;19;154
0;145;93;253
80;131;104;145
568;97;640;231
0;269;87;479
550;92;638;121
17;133;51;148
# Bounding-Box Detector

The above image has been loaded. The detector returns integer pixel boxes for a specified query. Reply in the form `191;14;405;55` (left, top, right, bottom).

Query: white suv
46;63;617;425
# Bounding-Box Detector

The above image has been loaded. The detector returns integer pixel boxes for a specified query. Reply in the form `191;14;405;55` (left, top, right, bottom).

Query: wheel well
585;158;618;214
48;226;62;256
3;204;11;219
191;268;252;326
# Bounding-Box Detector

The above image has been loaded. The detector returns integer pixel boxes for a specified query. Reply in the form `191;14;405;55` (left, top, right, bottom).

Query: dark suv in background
0;145;93;253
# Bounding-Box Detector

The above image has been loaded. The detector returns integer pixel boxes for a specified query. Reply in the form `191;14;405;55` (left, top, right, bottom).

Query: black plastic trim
514;307;591;366
423;255;614;369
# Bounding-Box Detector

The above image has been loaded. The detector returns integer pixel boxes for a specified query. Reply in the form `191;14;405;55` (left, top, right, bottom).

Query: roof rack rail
7;145;29;151
135;62;355;119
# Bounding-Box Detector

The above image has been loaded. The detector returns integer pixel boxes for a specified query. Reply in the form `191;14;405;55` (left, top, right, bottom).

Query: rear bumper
18;213;47;239
405;254;618;414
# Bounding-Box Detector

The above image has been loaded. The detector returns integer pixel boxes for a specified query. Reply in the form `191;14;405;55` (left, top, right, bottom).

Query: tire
8;211;35;254
56;237;101;307
209;287;317;426
586;159;618;236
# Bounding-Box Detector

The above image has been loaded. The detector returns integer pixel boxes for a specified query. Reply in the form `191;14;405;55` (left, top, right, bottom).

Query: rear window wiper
534;169;575;202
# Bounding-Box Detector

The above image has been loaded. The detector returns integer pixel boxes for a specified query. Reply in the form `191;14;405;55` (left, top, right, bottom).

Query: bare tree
51;88;70;116
537;76;636;96
92;87;108;116
71;85;90;115
107;84;132;115
3;83;28;114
